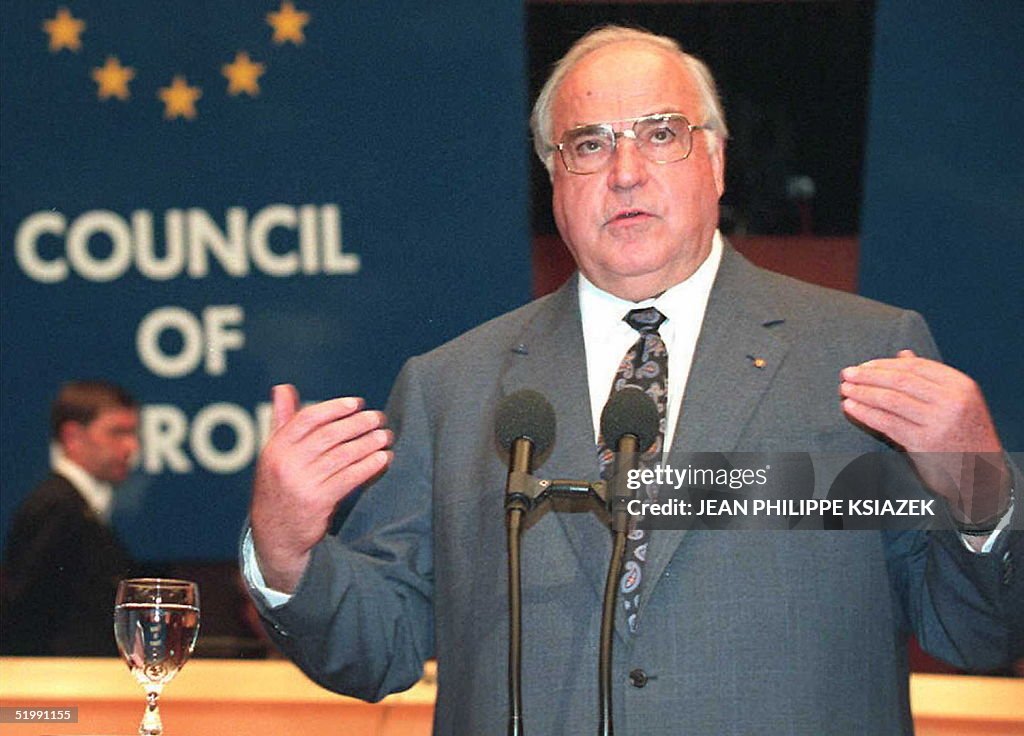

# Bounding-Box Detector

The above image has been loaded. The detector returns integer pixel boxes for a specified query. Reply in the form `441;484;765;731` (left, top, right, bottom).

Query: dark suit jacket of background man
247;245;1022;735
2;473;135;656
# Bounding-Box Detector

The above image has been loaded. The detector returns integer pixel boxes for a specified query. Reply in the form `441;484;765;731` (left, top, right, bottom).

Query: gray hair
529;26;729;175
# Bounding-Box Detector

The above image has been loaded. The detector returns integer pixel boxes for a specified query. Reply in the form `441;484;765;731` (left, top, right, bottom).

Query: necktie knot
624;307;666;334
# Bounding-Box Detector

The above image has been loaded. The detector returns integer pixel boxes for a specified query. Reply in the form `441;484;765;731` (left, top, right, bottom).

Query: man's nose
125;434;141;455
607;135;648;189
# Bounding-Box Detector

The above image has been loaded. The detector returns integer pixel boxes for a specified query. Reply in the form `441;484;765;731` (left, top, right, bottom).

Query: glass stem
140;688;163;735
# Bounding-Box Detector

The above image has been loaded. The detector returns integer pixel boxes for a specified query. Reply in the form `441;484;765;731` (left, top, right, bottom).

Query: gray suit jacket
249;245;1022;735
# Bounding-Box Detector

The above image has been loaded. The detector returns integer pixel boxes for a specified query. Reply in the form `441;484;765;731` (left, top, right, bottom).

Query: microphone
598;386;659;736
495;389;555;736
495;389;556;512
600;386;659;534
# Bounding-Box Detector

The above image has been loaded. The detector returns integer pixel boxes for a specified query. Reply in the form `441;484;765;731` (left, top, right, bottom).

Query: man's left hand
839;349;1011;524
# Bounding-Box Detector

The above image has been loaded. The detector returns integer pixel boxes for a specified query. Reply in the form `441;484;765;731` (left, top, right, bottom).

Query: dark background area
528;1;874;237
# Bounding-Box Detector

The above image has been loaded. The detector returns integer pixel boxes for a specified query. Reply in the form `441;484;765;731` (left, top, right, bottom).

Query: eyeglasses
553;113;710;175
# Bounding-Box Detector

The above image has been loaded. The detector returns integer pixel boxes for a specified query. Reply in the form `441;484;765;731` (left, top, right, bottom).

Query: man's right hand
250;384;394;594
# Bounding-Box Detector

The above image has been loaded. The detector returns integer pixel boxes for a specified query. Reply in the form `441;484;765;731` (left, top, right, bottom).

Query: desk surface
0;657;436;705
1;657;1021;735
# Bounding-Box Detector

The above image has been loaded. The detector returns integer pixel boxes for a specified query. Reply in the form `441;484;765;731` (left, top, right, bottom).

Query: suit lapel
499;276;613;608
639;244;793;616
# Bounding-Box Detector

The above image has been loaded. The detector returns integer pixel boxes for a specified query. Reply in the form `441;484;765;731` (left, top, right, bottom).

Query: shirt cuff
958;500;1014;554
242;528;293;608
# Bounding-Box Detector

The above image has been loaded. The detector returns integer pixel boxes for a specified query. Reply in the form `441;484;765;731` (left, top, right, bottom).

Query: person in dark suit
242;27;1020;734
1;380;139;656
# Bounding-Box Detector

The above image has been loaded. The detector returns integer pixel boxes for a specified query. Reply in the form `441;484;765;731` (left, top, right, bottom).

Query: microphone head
600;386;659;453
495;389;556;455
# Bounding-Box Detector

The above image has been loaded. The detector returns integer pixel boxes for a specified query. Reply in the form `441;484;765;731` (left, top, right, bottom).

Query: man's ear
58;420;85;450
710;139;726;197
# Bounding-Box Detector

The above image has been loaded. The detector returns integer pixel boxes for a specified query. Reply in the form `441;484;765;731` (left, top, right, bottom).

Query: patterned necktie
597;307;668;634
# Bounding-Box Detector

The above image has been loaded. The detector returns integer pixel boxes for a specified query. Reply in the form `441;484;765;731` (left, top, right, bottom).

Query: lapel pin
747;355;767;369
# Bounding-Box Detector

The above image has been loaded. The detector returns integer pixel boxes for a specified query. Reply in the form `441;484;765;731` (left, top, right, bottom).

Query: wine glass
114;578;200;736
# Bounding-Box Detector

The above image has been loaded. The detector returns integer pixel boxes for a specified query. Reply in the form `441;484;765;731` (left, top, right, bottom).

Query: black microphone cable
597;387;659;736
495;389;556;736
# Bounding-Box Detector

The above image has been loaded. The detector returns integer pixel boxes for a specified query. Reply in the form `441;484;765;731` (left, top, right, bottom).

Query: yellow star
158;76;202;120
43;7;86;53
267;1;310;46
222;51;265;97
91;57;135;101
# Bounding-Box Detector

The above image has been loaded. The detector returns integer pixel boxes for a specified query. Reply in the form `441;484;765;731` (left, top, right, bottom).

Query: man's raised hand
840;350;1010;525
250;384;393;593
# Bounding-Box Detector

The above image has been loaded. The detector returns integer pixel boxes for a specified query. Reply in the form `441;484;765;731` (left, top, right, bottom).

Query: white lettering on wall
321;203;360;274
137;305;245;378
190;403;256;474
187;207;249;278
141;402;275;475
66;210;134;282
14;211;67;283
250;205;300;276
134;210;186;280
12;204;360;283
141;405;193;473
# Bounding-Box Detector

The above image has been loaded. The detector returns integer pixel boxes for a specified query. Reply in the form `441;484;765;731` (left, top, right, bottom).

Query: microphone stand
598;433;640;736
507;506;525;736
500;386;653;736
504;437;533;736
504;460;609;735
599;529;627;736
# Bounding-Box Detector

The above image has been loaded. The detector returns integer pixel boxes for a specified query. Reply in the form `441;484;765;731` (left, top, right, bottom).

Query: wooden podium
1;657;1021;735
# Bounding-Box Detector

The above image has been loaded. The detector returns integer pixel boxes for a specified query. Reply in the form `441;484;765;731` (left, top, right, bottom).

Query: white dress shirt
51;445;114;523
580;231;723;450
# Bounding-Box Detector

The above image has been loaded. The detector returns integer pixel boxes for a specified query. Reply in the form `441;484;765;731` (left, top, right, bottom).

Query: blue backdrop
860;0;1023;452
1;2;530;560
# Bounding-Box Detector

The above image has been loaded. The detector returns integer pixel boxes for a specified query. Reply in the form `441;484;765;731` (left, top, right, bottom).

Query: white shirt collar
577;231;724;447
50;445;114;522
578;230;723;324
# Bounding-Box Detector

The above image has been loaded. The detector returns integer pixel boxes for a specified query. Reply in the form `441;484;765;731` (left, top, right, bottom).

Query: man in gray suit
244;27;1020;734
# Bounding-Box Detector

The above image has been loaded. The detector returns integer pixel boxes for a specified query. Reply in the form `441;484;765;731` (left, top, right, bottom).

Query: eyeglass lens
560;115;695;174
